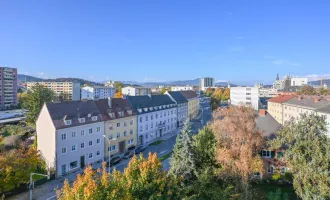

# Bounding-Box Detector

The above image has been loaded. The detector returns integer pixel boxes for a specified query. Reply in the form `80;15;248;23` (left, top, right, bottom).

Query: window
61;147;66;154
70;161;78;169
65;120;72;125
145;134;148;139
168;111;169;115
81;130;85;136
109;135;113;140
268;166;275;174
89;128;92;134
140;117;143;122
246;93;251;95
117;133;120;138
108;145;116;151
151;123;153;128
81;143;85;149
171;110;173;115
71;145;76;151
246;97;251;100
124;122;127;127
164;112;166;116
96;151;100;156
156;114;158;119
146;124;148;130
128;139;134;145
130;120;134;125
160;113;162;117
124;131;127;136
262;150;271;158
61;133;67;140
168;119;169;123
280;167;286;175
130;130;133;134
140;126;142;131
117;122;120;127
151;115;153;120
89;141;93;146
97;138;100;144
97;127;100;132
89;153;93;158
72;132;76;137
78;118;85;123
146;116;148;121
92;116;97;121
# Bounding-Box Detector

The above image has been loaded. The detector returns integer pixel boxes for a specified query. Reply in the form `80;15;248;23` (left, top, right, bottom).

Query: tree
296;85;316;95
3;135;22;147
222;88;230;101
0;147;46;193
17;92;28;108
210;106;265;183
58;92;70;101
211;88;223;101
57;153;182;200
114;91;123;98
318;87;329;95
205;88;214;97
269;114;330;199
24;84;55;125
114;81;124;91
169;121;197;183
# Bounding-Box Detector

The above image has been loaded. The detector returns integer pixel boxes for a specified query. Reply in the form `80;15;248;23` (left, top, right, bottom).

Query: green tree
269;114;330;199
169;121;197;183
318;87;329;95
267;189;289;200
17;92;28;108
114;81;124;91
161;87;167;94
205;88;214;97
24;84;55;125
296;85;316;95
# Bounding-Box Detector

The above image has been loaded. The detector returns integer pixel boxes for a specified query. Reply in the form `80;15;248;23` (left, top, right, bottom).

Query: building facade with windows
27;82;81;100
267;95;295;125
122;86;151;96
171;85;193;91
81;86;116;100
230;87;259;110
316;106;330;138
166;91;188;126
96;98;137;158
36;100;105;178
127;95;177;145
0;67;18;110
200;77;215;91
179;91;199;119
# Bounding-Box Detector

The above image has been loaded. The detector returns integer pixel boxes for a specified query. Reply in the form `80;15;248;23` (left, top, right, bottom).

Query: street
8;98;211;200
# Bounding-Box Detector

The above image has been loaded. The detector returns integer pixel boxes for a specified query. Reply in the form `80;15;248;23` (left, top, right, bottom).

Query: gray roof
315;105;330;114
127;95;176;114
46;100;103;130
278;86;301;92
256;113;282;139
283;97;330;109
168;91;188;103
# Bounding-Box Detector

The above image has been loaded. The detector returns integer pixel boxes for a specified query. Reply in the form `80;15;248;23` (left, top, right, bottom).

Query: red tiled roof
268;95;295;104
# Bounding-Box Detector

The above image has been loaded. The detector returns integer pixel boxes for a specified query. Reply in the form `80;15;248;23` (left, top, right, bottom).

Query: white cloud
228;46;244;52
272;60;300;66
304;74;330;81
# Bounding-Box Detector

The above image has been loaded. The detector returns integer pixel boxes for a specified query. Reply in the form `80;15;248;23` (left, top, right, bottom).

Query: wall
72;83;81;100
282;103;315;124
267;102;284;125
81;86;94;100
230;87;259;110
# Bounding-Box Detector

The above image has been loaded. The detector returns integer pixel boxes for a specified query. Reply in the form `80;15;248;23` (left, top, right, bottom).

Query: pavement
7;99;211;200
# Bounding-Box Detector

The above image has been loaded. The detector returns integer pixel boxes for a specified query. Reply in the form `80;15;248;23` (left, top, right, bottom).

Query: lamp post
29;172;50;200
103;135;111;173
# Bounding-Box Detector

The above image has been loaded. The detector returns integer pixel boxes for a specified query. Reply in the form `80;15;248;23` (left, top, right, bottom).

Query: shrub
284;172;293;182
272;172;281;181
3;135;22;147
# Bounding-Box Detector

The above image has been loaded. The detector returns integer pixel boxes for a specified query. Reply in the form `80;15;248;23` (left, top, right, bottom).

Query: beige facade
268;101;284;124
282;103;316;124
188;98;199;119
104;116;137;157
27;81;81;100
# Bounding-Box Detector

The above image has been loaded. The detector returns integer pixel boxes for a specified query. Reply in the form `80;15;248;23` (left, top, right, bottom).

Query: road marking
45;195;57;200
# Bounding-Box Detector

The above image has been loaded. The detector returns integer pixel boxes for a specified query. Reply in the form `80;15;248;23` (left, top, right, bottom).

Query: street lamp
103;135;115;173
29;172;50;200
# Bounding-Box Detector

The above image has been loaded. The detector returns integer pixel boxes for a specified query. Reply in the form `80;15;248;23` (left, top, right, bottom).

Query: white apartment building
259;88;278;98
122;86;151;96
127;95;177;145
291;77;308;86
37;100;105;177
81;86;116;100
230;87;259;110
166;91;189;126
200;77;215;91
171;85;193;91
0;67;18;109
27;82;81;100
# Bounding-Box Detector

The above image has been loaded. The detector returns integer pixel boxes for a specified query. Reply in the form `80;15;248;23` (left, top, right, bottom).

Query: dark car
123;151;134;159
134;145;146;154
108;156;122;166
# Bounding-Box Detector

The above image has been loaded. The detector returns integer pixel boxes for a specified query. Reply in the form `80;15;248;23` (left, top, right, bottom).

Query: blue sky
1;0;330;85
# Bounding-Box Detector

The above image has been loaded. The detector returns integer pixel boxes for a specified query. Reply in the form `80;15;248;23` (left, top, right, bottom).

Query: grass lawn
159;151;172;162
251;183;297;200
149;140;165;146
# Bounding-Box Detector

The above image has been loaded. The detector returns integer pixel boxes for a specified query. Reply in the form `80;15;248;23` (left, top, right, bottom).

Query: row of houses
36;91;199;177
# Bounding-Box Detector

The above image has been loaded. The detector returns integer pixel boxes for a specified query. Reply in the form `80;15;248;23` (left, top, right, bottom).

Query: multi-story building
81;86;116;100
27;82;81;100
171;85;193;91
37;100;105;177
0;67;18;110
122;86;151;96
104;80;116;87
96;98;137;158
230;87;259;110
273;75;308;90
282;96;330;125
267;95;296;124
258;88;278;98
127;95;177;145
200;77;215;91
179;91;199;119
291;77;308;86
166;91;189;126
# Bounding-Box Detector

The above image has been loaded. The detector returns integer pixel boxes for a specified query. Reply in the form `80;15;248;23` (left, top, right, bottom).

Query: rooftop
283;96;330;109
179;90;198;99
256;112;282;139
168;91;188;103
127;95;176;113
268;95;296;104
95;98;136;121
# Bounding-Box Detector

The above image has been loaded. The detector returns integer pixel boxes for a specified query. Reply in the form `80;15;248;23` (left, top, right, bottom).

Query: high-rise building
273;74;308;90
0;67;18;110
81;86;116;100
27;82;81;100
200;77;215;91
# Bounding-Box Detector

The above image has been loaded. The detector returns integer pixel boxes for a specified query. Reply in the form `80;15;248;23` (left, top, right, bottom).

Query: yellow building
96;98;137;158
179;91;200;119
267;95;295;125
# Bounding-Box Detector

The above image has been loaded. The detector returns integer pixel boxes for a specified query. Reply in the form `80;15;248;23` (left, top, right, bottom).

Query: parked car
123;151;134;159
108;156;122;166
135;145;146;154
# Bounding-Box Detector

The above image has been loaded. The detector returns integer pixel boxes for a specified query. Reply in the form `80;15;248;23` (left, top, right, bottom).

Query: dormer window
109;112;115;118
149;107;153;111
78;118;85;123
158;106;162;109
167;105;169;108
143;108;148;112
65;120;72;125
163;105;166;109
92;116;97;121
138;109;142;113
154;106;158;110
118;111;124;117
127;110;132;115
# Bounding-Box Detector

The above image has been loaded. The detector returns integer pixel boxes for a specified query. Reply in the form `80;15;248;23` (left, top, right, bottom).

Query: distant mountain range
309;79;330;86
18;74;236;88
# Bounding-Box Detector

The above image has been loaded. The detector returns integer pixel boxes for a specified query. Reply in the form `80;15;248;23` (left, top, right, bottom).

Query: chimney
314;98;320;103
108;97;112;108
259;109;267;116
298;95;302;100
